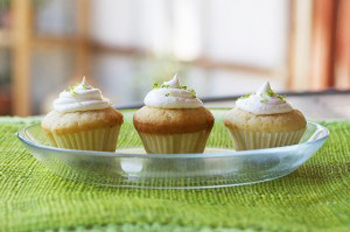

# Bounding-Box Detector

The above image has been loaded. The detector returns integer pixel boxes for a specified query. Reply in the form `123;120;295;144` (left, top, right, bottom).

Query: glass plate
18;109;329;189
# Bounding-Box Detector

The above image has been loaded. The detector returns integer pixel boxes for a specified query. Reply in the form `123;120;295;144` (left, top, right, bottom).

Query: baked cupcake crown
235;81;293;115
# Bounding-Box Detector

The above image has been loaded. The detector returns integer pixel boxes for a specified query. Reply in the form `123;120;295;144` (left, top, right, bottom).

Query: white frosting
236;81;293;115
144;75;203;109
53;77;111;113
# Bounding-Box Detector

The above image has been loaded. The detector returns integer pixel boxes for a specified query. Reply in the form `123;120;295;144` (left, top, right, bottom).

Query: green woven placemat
0;115;349;232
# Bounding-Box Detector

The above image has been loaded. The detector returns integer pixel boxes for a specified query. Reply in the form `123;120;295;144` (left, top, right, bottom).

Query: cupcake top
235;81;293;115
53;77;111;113
144;75;203;109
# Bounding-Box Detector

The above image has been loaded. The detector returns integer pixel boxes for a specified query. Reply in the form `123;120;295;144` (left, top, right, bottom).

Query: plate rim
17;120;329;159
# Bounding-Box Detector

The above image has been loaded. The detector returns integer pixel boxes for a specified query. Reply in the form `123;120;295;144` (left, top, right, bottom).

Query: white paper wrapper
138;130;211;154
227;128;306;150
45;126;121;151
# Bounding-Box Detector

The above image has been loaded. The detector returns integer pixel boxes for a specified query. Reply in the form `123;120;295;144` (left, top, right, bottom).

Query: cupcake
224;81;306;150
41;77;123;151
133;75;214;154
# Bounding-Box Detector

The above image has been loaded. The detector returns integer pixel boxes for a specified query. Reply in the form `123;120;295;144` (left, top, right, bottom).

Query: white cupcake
133;75;214;154
42;77;123;151
224;82;307;150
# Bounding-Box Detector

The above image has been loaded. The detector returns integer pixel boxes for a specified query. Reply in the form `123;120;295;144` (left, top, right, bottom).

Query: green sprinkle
239;93;252;100
266;90;277;97
67;83;81;92
181;85;187;90
153;83;160;89
161;84;169;88
67;86;74;92
277;95;287;102
260;99;268;103
189;88;196;96
71;90;78;97
82;84;87;89
165;93;170;97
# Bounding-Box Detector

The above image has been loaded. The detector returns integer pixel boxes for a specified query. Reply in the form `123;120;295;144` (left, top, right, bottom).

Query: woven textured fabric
0;116;349;232
42;223;264;232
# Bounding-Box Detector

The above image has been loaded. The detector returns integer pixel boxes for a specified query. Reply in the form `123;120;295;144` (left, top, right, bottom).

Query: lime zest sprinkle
260;99;268;103
181;85;187;90
266;90;277;97
165;92;170;97
67;82;81;92
239;93;252;100
277;95;287;102
189;88;196;96
153;83;160;89
161;84;169;88
70;90;78;97
67;85;74;92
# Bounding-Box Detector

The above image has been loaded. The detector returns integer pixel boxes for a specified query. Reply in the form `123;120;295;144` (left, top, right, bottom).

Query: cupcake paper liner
227;128;306;150
45;126;121;151
138;130;211;154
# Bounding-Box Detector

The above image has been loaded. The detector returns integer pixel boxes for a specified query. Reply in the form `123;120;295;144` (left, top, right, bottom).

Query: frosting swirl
236;81;293;115
144;75;203;109
53;77;111;113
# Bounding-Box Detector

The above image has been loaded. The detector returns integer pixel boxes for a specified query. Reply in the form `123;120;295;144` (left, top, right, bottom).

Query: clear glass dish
18;109;329;189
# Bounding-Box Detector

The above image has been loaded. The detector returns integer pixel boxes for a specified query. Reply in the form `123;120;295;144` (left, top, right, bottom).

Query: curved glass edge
17;121;329;159
50;175;293;190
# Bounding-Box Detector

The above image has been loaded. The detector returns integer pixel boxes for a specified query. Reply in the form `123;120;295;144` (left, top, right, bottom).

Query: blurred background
0;0;349;116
